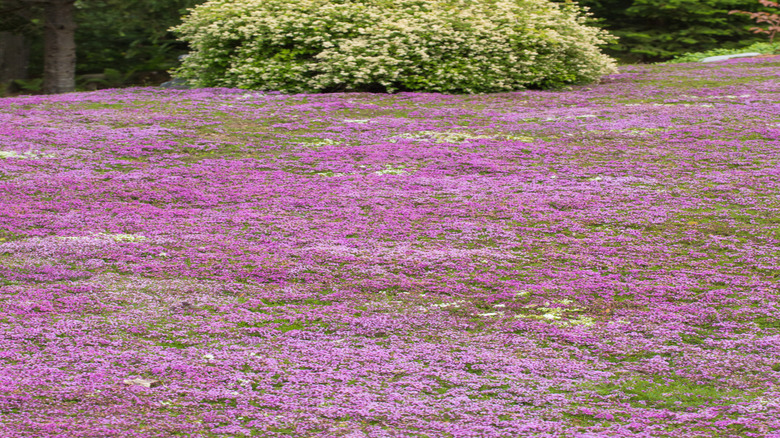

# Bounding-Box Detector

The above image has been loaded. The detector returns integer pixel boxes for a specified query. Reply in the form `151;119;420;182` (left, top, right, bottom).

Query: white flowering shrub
172;0;618;93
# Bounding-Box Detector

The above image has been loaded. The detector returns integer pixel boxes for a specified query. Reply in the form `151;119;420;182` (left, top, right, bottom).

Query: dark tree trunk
0;31;30;83
42;0;76;94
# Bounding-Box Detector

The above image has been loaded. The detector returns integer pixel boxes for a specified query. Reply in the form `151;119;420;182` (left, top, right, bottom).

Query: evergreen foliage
574;0;774;62
0;0;202;80
74;0;202;74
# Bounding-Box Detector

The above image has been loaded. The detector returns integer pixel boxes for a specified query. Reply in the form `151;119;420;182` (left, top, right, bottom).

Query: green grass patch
589;376;747;410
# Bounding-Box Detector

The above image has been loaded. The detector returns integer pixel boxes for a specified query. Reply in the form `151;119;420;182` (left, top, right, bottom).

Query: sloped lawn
1;57;779;437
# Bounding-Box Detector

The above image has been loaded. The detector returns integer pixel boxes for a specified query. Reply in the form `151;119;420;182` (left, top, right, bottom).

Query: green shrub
171;0;617;93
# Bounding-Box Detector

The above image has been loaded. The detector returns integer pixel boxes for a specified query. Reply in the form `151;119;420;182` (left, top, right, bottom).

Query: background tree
0;0;75;93
42;0;76;93
730;0;780;42
0;0;202;94
572;0;774;62
0;0;41;87
74;0;202;78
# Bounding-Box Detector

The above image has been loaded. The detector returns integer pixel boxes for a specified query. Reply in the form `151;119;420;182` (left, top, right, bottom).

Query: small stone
169;301;195;312
123;378;160;388
700;52;761;63
159;77;192;89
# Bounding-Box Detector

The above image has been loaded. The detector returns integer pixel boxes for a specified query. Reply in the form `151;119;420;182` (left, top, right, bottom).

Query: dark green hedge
572;0;773;62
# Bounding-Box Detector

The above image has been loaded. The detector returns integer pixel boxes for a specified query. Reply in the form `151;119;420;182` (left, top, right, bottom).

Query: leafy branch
730;0;780;43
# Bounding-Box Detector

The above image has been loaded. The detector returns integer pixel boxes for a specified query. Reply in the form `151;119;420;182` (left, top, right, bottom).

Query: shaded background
0;0;774;94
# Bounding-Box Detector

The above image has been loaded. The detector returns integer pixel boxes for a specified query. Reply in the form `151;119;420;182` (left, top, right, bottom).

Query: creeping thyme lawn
1;58;780;437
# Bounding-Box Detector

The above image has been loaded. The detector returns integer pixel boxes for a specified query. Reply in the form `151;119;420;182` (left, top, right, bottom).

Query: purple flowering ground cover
1;57;780;438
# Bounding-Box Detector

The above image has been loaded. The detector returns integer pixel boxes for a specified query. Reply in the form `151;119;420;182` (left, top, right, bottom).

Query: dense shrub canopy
172;0;617;93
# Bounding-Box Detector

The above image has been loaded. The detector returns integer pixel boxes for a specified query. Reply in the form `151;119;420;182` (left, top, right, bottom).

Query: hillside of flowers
1;57;779;437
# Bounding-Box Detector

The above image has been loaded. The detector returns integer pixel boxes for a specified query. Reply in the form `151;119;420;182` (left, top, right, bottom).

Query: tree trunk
42;0;76;94
0;32;30;83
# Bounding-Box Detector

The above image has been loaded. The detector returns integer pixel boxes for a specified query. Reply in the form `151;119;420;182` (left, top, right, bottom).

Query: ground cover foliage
668;41;780;63
1;58;779;437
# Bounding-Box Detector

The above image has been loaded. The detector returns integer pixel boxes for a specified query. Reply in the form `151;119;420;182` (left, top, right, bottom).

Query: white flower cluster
389;130;534;144
172;0;617;94
0;150;55;159
314;164;409;177
57;233;148;243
